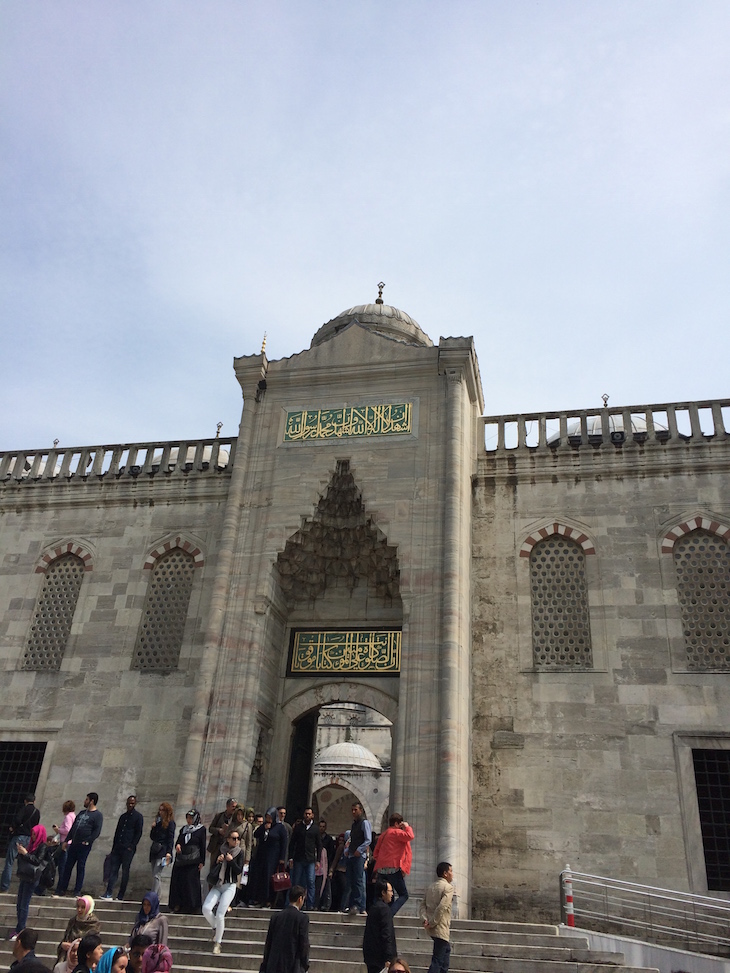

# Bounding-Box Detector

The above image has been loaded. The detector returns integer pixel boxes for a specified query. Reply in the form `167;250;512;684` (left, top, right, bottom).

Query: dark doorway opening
285;712;317;822
0;742;47;855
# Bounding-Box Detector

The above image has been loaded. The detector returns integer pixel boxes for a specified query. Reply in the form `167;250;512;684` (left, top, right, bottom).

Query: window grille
22;554;84;670
0;743;47;855
674;530;730;670
530;535;592;668
693;748;730;891
133;549;195;670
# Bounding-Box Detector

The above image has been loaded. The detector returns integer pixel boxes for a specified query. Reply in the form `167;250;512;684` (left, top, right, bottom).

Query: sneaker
101;894;113;900
348;906;358;915
212;943;222;955
359;910;367;916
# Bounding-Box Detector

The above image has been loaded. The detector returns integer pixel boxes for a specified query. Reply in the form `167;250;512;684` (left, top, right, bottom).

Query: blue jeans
388;868;409;915
56;842;92;894
345;855;366;912
1;835;30;892
292;861;316;909
105;847;135;898
428;937;451;973
16;879;34;931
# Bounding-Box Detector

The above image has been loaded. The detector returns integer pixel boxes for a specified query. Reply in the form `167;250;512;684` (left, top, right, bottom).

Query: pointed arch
519;521;596;558
35;539;94;573
661;515;730;553
142;532;205;569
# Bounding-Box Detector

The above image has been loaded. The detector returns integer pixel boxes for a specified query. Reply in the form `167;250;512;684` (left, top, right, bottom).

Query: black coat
260;904;309;973
362;898;397;969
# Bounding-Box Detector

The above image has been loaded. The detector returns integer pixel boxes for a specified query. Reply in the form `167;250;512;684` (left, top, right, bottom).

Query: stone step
0;893;659;973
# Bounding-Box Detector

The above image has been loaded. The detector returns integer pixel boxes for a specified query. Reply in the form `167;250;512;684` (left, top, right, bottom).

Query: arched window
530;535;592;668
22;553;85;670
133;548;196;670
673;529;730;670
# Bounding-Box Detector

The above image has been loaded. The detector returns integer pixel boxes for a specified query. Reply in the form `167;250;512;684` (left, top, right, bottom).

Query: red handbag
271;870;292;892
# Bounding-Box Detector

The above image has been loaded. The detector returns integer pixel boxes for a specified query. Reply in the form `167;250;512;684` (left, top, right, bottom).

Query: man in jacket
207;798;237;875
1;796;41;892
344;802;371;916
9;928;39;970
362;878;397;973
102;795;144;900
55;792;103;896
260;884;309;973
288;807;322;910
372;813;414;916
419;861;455;973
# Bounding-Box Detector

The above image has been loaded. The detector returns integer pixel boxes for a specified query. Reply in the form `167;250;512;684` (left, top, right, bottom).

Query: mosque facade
0;299;729;919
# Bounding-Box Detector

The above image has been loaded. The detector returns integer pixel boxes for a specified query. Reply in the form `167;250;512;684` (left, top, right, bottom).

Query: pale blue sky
2;1;728;450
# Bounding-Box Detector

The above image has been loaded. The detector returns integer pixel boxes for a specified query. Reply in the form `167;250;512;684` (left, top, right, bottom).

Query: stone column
438;349;475;916
178;354;267;808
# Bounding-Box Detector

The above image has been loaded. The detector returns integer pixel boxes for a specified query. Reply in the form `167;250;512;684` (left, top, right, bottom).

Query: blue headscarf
133;890;160;930
96;947;124;973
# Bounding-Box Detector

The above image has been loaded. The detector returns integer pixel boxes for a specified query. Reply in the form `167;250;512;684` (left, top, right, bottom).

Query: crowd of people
3;792;456;973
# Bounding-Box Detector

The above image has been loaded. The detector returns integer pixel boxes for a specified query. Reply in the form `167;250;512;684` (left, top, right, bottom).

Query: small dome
311;303;433;348
314;742;383;771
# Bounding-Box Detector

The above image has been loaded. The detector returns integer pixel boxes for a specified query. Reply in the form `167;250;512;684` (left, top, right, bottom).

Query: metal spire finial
215;421;223;439
601;393;609;407
53;439;59;448
261;332;267;354
375;282;385;305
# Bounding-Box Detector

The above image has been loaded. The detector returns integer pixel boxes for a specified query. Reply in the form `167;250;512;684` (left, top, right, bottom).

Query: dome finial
376;281;385;304
261;332;267;354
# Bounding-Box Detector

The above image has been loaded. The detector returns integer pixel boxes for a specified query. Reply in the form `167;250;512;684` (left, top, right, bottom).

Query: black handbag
17;857;39;881
175;842;201;865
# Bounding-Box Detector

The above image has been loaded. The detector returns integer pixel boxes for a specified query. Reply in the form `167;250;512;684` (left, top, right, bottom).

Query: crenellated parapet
482;398;729;454
0;436;237;486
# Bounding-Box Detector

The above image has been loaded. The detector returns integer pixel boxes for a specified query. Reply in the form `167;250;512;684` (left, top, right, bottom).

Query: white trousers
202;883;237;943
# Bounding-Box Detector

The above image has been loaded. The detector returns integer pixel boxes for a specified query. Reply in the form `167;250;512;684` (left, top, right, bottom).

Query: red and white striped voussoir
519;523;596;558
661;517;730;553
143;537;205;569
35;542;94;573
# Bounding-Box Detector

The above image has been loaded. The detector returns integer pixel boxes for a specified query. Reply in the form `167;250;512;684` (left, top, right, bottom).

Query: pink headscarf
27;824;47;854
76;894;95;919
141;944;173;973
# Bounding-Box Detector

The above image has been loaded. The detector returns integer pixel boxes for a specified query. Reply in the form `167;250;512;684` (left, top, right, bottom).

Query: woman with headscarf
141;944;173;973
168;809;206;914
247;807;287;908
56;896;101;965
13;824;52;935
148;803;175;896
96;946;129;973
128;890;168;945
52;937;80;973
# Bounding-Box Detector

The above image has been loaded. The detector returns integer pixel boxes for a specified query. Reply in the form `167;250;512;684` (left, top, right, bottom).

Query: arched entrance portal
286;703;392;830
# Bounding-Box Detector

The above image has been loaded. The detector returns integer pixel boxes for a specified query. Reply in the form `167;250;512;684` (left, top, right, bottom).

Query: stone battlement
0;437;237;485
482;398;729;454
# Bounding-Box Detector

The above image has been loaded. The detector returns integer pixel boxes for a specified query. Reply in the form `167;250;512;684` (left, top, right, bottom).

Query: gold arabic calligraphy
284;403;412;442
290;630;401;674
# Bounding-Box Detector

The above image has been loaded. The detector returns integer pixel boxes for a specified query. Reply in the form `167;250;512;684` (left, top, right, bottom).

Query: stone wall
0;448;231;896
471;408;730;921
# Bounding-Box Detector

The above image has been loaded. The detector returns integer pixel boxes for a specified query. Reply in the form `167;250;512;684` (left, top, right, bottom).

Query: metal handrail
560;866;730;956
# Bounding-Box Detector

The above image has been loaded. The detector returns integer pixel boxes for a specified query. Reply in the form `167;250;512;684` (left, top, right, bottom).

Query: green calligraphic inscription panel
284;403;412;442
289;629;401;675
